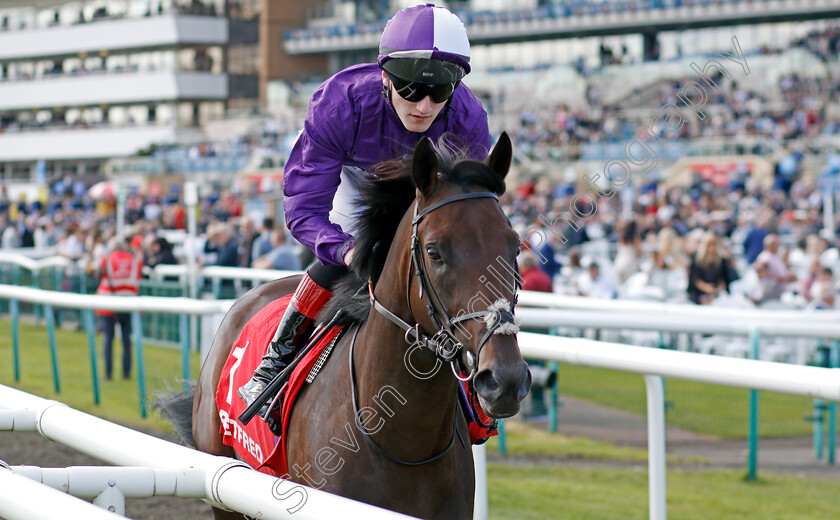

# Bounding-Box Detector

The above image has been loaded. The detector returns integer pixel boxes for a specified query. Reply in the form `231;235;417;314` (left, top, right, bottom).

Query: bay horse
181;132;530;519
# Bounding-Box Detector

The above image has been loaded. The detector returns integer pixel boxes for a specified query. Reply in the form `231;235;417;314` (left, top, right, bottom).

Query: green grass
489;465;840;520
0;318;201;431
486;419;654;462
558;364;817;438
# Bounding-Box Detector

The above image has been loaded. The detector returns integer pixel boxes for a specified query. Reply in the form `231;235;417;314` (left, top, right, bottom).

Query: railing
518;290;840;324
0;284;232;418
0;385;414;520
0;254;300;348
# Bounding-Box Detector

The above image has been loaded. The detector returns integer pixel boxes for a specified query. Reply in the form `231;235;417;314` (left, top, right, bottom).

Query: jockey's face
383;71;447;133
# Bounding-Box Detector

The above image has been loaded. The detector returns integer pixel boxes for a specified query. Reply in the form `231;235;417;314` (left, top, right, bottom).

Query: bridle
357;189;521;466
369;190;521;383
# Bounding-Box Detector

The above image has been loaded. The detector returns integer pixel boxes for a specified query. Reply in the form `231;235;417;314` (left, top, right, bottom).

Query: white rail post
644;375;666;520
472;444;488;520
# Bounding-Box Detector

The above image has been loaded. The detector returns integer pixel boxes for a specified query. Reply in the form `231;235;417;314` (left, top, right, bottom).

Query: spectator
519;251;553;293
2;220;20;248
83;228;109;276
205;222;240;267
33;217;49;249
251;217;275;265
518;250;555;418
143;197;162;224
755;234;798;290
130;233;145;261
746;259;784;306
147;237;178;267
56;225;85;260
809;266;836;309
252;228;301;271
687;231;733;305
94;237;142;380
524;225;561;280
237;217;258;268
558;246;586;293
741;212;772;265
647;228;688;300
20;215;35;247
613;219;642;284
577;260;617;299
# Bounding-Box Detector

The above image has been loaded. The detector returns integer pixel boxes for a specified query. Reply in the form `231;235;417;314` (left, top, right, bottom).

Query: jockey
238;3;491;414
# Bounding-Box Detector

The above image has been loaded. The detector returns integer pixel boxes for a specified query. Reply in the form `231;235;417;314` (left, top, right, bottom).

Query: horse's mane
317;134;506;326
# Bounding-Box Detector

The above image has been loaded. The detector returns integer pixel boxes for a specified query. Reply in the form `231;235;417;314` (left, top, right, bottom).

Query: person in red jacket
95;237;143;380
520;251;554;293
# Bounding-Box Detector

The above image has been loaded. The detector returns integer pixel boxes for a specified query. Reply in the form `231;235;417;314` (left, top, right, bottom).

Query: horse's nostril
518;366;533;401
473;370;502;401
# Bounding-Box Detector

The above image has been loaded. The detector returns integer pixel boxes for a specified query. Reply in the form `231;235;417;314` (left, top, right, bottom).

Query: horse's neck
352;266;459;454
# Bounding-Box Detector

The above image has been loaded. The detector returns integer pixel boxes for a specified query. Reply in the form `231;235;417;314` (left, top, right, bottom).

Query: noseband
369;191;521;382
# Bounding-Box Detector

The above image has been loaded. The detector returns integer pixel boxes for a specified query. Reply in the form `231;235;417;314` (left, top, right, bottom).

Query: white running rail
0;384;415;520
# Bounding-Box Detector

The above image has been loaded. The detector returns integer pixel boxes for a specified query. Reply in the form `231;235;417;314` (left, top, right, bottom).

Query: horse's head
404;132;531;418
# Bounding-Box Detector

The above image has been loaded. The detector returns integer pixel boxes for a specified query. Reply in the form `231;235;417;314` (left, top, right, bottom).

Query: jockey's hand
343;246;356;266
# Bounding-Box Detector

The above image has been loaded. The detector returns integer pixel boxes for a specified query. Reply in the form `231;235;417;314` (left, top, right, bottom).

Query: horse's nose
513;362;532;402
473;369;503;402
474;361;531;407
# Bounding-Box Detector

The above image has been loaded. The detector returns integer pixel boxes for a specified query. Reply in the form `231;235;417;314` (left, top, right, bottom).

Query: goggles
389;75;458;104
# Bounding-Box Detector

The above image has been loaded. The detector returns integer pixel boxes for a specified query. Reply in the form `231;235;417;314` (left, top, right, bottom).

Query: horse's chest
284;339;475;519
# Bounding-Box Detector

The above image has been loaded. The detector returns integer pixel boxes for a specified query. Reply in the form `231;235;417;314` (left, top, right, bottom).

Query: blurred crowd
509;27;840;162
0;187;307;286
506;168;840;310
0;152;837;311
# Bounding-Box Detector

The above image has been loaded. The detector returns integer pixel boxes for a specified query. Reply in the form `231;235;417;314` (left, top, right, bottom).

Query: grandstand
283;0;840;63
0;0;259;198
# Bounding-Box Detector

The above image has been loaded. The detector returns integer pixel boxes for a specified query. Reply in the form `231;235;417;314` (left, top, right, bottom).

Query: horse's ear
412;137;439;196
486;132;512;179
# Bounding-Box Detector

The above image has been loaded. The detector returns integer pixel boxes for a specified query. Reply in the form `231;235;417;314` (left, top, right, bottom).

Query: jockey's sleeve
463;113;492;161
451;86;491;161
283;87;354;266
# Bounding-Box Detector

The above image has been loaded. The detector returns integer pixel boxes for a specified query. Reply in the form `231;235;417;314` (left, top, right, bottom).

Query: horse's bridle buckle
404;324;421;346
431;330;461;362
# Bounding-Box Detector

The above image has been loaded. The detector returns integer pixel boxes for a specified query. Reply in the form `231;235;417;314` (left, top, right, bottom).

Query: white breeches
328;166;367;237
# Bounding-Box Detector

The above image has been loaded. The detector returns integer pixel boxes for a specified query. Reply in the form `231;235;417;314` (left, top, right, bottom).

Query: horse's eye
425;244;443;264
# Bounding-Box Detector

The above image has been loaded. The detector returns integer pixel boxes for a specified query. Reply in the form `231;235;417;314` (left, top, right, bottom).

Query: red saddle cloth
215;295;342;477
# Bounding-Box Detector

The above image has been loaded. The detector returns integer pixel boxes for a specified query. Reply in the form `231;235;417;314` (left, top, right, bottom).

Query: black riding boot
237;273;333;414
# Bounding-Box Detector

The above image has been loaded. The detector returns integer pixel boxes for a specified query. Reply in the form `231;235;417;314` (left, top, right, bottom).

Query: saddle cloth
215;295;342;477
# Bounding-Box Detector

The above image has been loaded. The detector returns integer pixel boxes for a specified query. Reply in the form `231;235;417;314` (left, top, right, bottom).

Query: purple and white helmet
378;3;470;85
